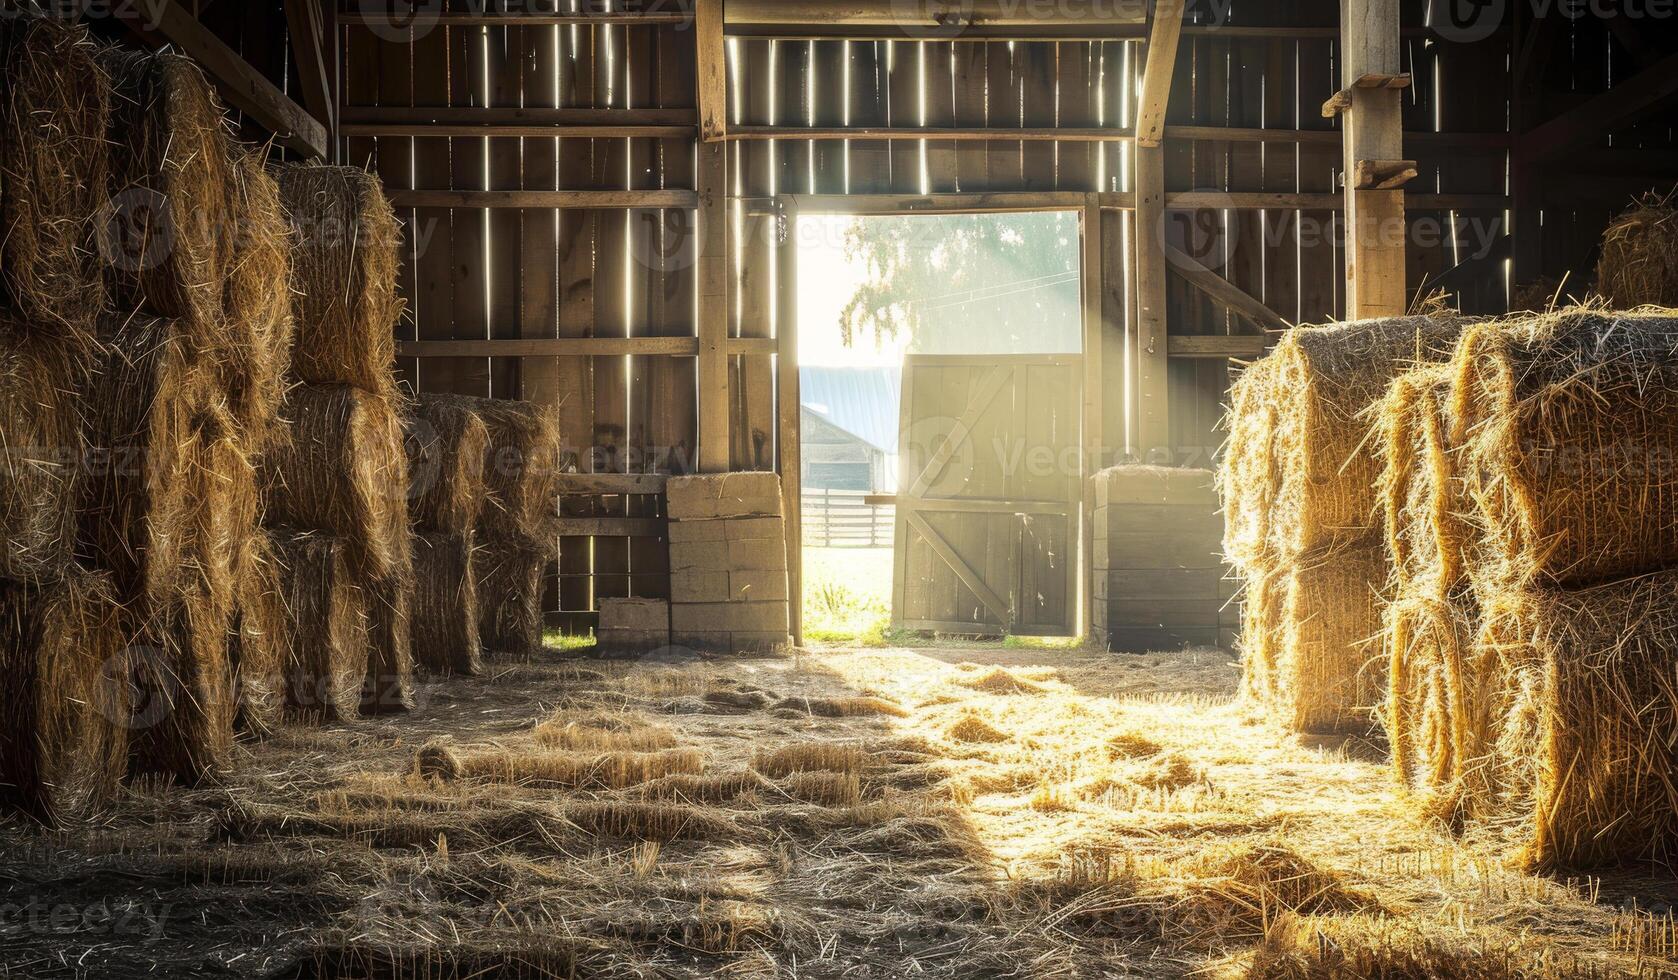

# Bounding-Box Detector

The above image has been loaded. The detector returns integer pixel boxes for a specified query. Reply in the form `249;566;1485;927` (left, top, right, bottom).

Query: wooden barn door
892;355;1081;637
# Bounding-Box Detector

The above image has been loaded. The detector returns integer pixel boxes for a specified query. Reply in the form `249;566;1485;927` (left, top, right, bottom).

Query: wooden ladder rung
1352;159;1420;190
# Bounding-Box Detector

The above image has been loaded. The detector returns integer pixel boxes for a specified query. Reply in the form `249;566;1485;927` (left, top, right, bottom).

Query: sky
795;214;913;368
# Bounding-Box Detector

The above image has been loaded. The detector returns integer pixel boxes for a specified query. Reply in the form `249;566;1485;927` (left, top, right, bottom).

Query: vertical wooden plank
486;7;521;399
1341;0;1407;318
593;20;631;604
1262;36;1300;325
777;201;802;646
923;42;957;193
1297;34;1340;323
450;10;491;396
953;42;989;192
849;41;889;193
697;142;730;472
696;0;726;141
778;40;812;195
1134;143;1170;462
1056;42;1095;191
1080;196;1104;640
521;9;562;626
1018;43;1055;191
810;41;847;194
885;40;919;193
411;21;458;396
734;40;776;472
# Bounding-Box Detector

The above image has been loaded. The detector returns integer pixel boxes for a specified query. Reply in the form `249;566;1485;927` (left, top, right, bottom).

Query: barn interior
3;0;1678;977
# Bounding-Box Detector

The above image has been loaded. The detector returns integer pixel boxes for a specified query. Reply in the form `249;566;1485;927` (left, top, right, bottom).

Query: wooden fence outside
802;489;893;548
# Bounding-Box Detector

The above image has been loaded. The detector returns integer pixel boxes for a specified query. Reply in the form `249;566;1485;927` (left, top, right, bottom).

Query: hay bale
222;149;294;453
1270;317;1461;555
1473;573;1678;869
1376;366;1472;599
272;530;369;723
0;569;128;824
404;395;490;534
1384;591;1484;822
97;47;234;337
1451;309;1678;590
261;383;409;580
1273;545;1387;734
1217;355;1286;571
125;578;236;782
428;394;561;544
1595;192;1678;309
274;163;402;395
411;530;481;676
0;321;82;583
77;313;219;605
230;529;285;739
0;12;108;342
362;568;416;715
1236;564;1286;706
477;537;547;660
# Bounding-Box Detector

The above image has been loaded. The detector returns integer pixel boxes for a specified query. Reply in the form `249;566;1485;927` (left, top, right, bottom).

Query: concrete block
596;628;669;656
598;598;668;631
667;519;729;544
730;568;787;603
671;569;732;604
672;630;788;655
726;538;787;572
725;516;785;541
669;539;731;572
671;600;788;633
666;472;783;521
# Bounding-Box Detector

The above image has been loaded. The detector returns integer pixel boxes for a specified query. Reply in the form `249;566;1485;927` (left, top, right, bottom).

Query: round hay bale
0;319;83;583
230;528;285;739
1269;316;1462;557
0;569;129;825
125;576;237;783
97;47;235;341
1384;591;1483;823
1595;192;1678;309
261;383;410;580
414;740;464;781
1217;354;1285;572
0;13;108;345
1475;574;1678;870
1376;366;1471;599
362;567;416;715
78;313;218;606
426;394;561;544
1236;563;1285;707
411;529;481;676
271;530;370;724
222;149;294;453
404;395;490;534
477;535;548;660
1450;309;1678;590
274;163;402;394
1276;544;1387;735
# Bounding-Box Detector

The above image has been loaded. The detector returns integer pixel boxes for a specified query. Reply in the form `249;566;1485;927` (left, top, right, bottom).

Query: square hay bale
0;569;129;824
476;536;547;660
1095;464;1219;509
411;529;481;676
666;472;783;522
1269;317;1461;556
261;383;409;581
0;322;82;583
1452;309;1678;590
404;395;490;534
271;531;369;724
0;13;108;341
1270;545;1387;734
77;313;220;606
1595;192;1678;309
274;163;402;395
221;149;294;454
1472;573;1678;869
229;529;285;739
362;566;416;715
1376;365;1471;599
97;47;235;339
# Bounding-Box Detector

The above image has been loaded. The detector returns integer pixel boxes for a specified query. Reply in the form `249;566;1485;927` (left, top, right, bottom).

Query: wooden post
697;141;731;473
1080;196;1106;641
1134;0;1185;148
1340;0;1407;318
777;201;803;646
1133;142;1171;462
696;0;727;142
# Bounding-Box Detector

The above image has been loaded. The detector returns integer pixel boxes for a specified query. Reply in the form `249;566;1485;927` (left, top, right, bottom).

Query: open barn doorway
785;204;1092;645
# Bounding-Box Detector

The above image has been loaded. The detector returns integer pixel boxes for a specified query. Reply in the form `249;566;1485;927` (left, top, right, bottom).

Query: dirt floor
3;644;1677;979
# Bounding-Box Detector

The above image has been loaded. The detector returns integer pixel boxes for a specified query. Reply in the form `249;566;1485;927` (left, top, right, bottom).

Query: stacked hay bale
1595;192;1677;308
1219;317;1460;734
441;395;560;661
0;13;130;820
1382;309;1678;869
267;165;413;720
1091;466;1235;652
666;473;791;655
401;394;489;675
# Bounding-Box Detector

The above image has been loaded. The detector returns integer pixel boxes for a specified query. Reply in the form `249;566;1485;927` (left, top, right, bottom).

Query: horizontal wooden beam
120;0;328;158
340;10;688;27
777;191;1096;215
556;474;670;495
1168;335;1276;359
723;0;1146;28
552;517;668;538
386;190;698;209
726;126;1134;142
344;123;693;139
397;337;778;357
1161;191;1507;211
340;107;694;139
1165;125;1510;148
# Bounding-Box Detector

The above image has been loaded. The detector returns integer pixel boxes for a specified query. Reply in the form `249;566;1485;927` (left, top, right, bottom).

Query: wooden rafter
1164;246;1290;334
1134;0;1186;147
283;0;332;134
